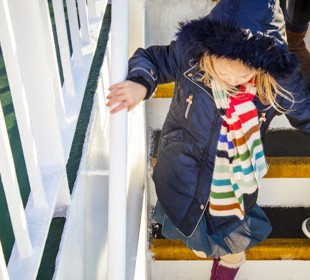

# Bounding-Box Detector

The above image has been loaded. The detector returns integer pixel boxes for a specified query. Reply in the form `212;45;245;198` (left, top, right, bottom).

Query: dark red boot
210;258;219;280
214;255;245;280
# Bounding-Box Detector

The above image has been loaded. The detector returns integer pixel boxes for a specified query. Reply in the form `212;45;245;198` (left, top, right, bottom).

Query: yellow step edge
150;238;310;261
264;157;310;178
153;83;175;98
151;157;310;178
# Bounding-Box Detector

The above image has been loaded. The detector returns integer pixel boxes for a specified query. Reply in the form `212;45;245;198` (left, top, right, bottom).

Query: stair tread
151;156;310;178
150;129;310;158
153;83;175;98
150;238;310;260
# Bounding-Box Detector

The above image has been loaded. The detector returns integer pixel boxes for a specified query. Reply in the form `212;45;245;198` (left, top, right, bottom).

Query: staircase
146;83;310;280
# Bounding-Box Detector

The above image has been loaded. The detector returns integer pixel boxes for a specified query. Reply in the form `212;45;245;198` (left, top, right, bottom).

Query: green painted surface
0;3;111;279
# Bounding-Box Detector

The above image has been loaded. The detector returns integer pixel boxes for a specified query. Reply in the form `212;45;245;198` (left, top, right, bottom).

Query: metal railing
0;0;108;278
53;0;147;278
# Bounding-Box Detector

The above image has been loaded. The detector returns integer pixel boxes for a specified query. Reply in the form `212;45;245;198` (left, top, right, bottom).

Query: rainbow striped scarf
209;80;268;219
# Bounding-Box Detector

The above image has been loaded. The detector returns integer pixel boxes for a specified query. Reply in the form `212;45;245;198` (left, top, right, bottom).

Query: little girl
107;0;310;279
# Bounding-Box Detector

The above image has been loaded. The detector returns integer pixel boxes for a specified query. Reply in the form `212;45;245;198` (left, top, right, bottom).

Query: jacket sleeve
279;74;310;134
127;41;182;99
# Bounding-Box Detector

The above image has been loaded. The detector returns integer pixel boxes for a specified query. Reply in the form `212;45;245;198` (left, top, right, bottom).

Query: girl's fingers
106;94;126;105
107;80;146;113
110;100;130;114
108;81;130;91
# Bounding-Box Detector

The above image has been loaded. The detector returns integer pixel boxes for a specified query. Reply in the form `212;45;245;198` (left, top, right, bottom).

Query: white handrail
108;0;129;279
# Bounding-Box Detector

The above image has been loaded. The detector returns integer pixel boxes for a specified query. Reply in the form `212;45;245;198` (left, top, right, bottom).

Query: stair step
153;83;175;98
150;128;310;159
264;129;310;156
151;156;310;178
150;260;310;280
150;238;310;260
264;157;310;178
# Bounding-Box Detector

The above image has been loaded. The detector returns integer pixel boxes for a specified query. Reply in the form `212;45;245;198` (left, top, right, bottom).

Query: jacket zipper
259;112;267;128
185;94;193;119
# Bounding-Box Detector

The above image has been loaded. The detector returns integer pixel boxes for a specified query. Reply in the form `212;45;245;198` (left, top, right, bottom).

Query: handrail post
52;0;76;98
77;0;91;43
65;0;83;67
87;0;97;19
108;0;128;279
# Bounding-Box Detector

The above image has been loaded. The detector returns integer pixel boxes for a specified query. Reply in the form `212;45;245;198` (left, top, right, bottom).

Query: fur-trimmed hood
176;0;299;78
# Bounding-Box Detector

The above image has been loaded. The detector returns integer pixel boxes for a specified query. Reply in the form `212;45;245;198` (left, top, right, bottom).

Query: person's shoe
286;29;310;79
214;255;245;280
302;218;310;238
210;258;220;280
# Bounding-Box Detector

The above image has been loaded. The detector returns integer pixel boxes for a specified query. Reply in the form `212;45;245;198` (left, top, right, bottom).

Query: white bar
0;0;47;208
108;0;128;279
6;0;66;168
0;242;9;280
87;0;97;18
0;99;32;258
66;0;83;67
77;0;91;43
52;0;76;97
37;0;67;123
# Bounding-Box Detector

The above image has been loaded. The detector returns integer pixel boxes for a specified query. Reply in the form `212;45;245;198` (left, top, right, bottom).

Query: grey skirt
152;201;272;258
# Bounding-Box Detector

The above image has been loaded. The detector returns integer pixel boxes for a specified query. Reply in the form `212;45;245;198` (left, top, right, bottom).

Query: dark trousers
280;0;310;27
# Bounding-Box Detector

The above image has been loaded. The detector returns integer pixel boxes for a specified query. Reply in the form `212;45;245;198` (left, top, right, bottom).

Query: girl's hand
107;80;147;114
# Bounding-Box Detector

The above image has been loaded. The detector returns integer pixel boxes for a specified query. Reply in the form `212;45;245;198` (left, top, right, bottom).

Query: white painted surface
77;0;91;43
145;0;216;46
129;0;145;56
8;168;67;280
151;260;310;280
0;0;46;208
88;0;98;19
0;242;9;280
61;0;107;161
53;96;101;280
66;0;83;67
52;0;76;98
4;0;66;168
55;74;147;280
38;0;67;127
0;0;107;278
108;0;129;278
259;178;310;207
0;99;32;258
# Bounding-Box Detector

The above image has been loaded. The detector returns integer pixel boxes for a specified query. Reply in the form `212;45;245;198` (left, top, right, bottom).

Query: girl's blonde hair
199;54;294;112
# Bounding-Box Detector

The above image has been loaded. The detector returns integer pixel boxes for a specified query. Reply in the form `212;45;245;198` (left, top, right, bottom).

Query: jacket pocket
159;129;184;150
